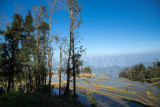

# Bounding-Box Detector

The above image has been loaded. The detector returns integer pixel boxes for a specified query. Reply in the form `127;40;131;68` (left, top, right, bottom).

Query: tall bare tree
48;0;62;95
64;0;82;98
55;34;67;96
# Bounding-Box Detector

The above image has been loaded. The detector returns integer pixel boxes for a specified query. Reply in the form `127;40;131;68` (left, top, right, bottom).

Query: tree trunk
29;67;32;92
12;75;14;89
47;0;58;95
15;81;17;91
72;33;76;98
20;81;22;92
37;30;40;88
59;47;62;96
25;69;27;93
5;77;7;94
11;64;14;90
48;13;52;95
34;55;37;91
8;71;11;93
45;76;46;85
64;20;72;97
38;74;41;87
35;76;37;91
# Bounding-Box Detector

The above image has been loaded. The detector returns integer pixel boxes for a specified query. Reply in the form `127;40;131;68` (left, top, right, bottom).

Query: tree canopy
119;61;160;83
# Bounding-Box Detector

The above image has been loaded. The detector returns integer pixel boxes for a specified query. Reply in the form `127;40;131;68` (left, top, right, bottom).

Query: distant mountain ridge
52;56;154;77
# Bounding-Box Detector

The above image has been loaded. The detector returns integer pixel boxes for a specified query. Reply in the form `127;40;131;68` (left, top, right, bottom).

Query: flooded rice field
50;74;160;107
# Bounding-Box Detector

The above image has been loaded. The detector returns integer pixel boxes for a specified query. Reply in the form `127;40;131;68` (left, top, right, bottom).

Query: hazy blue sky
81;0;160;56
0;0;160;57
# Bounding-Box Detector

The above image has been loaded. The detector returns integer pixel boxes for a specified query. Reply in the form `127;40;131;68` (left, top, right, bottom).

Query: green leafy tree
21;10;35;92
119;61;160;83
32;4;48;89
0;13;23;92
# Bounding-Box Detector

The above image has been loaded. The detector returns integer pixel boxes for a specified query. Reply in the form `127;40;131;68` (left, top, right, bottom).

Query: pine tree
22;10;35;92
1;13;24;92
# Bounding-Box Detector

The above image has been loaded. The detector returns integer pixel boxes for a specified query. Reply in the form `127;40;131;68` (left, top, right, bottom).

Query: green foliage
0;13;24;91
88;93;97;107
23;10;35;34
81;67;92;74
8;90;21;96
0;6;49;93
0;2;84;106
38;22;49;34
119;61;160;83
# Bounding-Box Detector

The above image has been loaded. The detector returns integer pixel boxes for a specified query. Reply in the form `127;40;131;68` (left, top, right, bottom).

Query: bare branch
14;3;25;14
0;14;10;30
